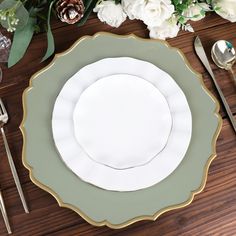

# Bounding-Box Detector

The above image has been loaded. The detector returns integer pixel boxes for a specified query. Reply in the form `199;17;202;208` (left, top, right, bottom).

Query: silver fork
0;98;29;214
0;190;12;234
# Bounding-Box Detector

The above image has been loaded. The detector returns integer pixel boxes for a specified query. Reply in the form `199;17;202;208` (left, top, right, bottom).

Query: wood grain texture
0;13;235;235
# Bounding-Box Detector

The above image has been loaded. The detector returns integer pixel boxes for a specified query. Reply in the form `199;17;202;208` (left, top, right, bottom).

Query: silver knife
194;36;236;133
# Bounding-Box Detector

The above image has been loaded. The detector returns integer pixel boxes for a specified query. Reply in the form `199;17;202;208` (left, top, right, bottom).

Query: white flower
141;0;175;27
94;0;127;28
183;3;210;21
212;0;236;22
148;17;180;40
122;0;144;20
122;0;175;27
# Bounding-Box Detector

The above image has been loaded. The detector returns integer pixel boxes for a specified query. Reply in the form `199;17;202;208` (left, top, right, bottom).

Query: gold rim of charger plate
20;32;222;229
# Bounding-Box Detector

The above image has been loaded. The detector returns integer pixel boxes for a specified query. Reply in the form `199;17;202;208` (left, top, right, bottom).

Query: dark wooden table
0;13;235;236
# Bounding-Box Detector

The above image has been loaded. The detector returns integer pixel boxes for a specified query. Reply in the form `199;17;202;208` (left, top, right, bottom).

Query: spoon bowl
211;40;236;85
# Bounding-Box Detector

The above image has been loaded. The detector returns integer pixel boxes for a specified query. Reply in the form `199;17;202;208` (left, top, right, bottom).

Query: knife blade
194;36;236;133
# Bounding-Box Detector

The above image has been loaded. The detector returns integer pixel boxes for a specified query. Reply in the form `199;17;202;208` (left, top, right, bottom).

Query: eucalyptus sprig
0;0;29;32
0;0;99;67
0;0;56;67
171;0;213;30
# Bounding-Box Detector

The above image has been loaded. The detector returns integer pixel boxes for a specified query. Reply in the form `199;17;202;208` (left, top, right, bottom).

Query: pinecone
56;0;85;24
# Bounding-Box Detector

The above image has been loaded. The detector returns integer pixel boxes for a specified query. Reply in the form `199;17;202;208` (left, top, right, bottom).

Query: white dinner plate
52;57;192;191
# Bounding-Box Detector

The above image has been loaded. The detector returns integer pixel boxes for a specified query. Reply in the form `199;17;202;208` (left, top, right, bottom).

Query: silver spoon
211;40;236;86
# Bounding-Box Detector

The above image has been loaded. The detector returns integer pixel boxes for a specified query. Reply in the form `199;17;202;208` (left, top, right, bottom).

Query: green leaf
178;4;188;11
35;12;47;21
8;17;36;67
0;0;29;30
84;0;95;10
178;16;185;24
77;0;97;27
171;0;179;6
0;0;16;10
41;1;55;62
214;6;221;11
15;3;29;29
200;9;205;16
193;14;200;18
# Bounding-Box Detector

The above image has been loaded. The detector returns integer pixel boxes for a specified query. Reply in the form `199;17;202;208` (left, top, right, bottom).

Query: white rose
183;3;210;21
122;0;175;27
148;17;180;40
94;1;127;28
122;0;144;20
212;0;236;22
141;0;175;27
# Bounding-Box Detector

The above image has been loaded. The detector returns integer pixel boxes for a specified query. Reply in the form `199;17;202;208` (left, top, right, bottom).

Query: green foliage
0;0;219;67
41;1;55;61
77;0;98;27
171;0;193;15
214;6;221;11
0;0;29;32
8;16;36;67
2;0;56;67
84;0;97;11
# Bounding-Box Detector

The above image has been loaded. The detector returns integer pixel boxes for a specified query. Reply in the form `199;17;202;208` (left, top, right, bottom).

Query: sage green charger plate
21;33;222;229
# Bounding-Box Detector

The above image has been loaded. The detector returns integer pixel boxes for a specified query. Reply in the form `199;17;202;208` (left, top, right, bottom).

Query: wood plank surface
0;12;235;235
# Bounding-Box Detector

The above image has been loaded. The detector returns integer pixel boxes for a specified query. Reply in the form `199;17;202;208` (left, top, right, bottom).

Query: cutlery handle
0;190;12;234
210;74;236;132
0;127;29;213
229;68;236;87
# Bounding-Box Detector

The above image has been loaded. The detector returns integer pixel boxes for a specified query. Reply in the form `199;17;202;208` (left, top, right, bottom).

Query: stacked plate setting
22;33;221;228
